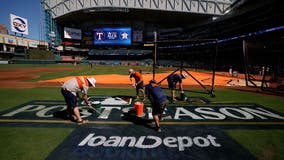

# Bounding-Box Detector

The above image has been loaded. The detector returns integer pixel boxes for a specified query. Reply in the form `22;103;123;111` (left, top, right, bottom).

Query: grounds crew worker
61;76;96;124
167;73;188;101
145;80;168;132
129;68;145;100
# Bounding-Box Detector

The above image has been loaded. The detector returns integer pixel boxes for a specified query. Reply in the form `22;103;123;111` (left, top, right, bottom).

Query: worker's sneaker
156;127;161;132
77;119;88;125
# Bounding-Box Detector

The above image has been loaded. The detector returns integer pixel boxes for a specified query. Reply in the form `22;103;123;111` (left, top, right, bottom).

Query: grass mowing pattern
0;127;73;160
227;130;284;160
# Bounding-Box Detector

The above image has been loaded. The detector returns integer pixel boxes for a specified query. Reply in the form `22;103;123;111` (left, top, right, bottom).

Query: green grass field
0;64;284;160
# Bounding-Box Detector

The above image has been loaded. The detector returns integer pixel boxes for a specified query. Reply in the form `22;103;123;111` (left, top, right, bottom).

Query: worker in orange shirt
129;68;145;100
61;76;96;124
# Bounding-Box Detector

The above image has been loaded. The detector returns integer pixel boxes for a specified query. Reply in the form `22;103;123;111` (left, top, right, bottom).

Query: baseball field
0;63;283;160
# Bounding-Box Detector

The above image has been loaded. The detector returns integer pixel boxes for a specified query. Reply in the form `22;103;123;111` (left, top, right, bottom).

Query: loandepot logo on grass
46;125;256;160
77;133;221;151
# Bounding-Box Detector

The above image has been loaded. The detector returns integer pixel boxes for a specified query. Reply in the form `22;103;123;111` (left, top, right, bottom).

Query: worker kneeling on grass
167;73;188;101
145;80;168;132
61;76;96;124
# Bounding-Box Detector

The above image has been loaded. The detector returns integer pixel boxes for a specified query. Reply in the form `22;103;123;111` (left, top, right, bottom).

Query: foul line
1;119;284;125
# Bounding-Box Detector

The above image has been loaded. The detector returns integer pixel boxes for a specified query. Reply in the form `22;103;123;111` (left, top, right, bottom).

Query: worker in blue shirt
167;73;188;101
145;80;168;132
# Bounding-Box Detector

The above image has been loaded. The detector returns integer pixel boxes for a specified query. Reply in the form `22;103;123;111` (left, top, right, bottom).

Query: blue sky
0;0;42;40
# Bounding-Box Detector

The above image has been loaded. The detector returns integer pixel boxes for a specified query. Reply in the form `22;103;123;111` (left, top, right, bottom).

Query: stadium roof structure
185;0;284;40
42;0;236;19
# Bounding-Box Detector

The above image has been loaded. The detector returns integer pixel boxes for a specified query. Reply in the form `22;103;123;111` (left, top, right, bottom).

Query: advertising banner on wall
64;27;82;40
28;41;38;48
10;14;29;35
17;39;28;46
0;36;3;43
4;37;16;45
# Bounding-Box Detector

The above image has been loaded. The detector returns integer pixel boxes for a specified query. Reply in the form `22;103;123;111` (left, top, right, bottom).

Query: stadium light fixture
224;8;231;14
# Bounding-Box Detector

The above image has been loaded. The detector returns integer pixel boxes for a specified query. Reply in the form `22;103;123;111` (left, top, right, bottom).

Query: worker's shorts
136;81;144;90
152;101;167;116
167;78;176;89
61;88;78;109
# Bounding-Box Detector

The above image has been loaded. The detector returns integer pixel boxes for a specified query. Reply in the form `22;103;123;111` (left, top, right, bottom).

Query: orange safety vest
76;76;89;88
130;72;143;83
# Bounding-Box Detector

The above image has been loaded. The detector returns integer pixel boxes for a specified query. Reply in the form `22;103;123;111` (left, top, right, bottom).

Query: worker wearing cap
61;76;96;124
145;80;168;132
129;68;145;100
167;73;188;101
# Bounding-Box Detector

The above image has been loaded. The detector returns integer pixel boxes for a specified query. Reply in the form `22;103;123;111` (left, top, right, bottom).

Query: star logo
121;32;128;39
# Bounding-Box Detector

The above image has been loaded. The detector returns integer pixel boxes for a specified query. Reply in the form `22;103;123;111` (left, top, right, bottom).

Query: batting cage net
153;39;219;97
243;39;284;94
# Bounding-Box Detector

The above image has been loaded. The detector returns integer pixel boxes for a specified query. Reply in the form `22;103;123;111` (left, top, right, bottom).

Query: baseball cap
129;68;134;74
87;77;96;87
149;79;157;84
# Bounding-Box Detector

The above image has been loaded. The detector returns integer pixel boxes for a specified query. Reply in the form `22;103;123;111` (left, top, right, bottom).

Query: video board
94;27;131;45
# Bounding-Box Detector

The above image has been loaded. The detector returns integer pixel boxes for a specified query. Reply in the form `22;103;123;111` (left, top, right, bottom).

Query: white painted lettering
174;107;203;120
135;136;162;149
241;107;284;119
207;135;221;147
119;137;136;147
1;105;46;117
88;136;106;147
146;107;153;119
163;137;178;148
36;105;66;117
98;107;121;119
78;133;222;151
195;107;226;120
80;108;92;118
177;136;193;151
78;133;95;146
193;137;210;147
103;136;121;147
219;108;254;119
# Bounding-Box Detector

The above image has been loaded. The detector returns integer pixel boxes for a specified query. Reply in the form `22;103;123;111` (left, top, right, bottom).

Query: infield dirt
0;67;246;89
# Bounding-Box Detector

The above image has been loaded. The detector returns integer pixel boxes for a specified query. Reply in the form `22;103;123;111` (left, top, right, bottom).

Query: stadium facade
41;0;234;50
41;0;284;91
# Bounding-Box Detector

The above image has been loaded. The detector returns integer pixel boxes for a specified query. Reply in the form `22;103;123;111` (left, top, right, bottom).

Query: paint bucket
180;92;187;101
134;101;144;117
